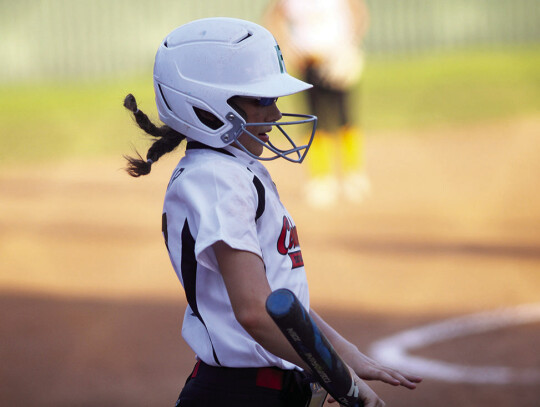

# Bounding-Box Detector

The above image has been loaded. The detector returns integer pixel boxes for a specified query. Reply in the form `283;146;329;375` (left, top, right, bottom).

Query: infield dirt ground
1;115;539;406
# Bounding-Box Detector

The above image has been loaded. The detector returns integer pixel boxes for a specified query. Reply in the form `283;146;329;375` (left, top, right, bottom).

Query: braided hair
123;93;186;177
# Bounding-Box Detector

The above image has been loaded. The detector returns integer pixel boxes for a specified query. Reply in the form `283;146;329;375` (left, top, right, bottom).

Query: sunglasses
255;97;278;106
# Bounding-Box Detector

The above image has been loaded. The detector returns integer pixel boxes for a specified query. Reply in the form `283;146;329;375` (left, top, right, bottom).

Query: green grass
0;77;157;165
0;46;539;164
359;45;540;131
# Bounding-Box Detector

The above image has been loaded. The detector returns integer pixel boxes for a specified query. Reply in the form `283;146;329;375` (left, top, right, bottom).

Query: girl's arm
214;240;389;407
310;310;423;389
214;240;311;370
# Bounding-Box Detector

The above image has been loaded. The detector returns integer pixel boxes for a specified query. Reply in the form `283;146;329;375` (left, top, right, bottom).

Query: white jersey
281;0;357;58
162;142;309;370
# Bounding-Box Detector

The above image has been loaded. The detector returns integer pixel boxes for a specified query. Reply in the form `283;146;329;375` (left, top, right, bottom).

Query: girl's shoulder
182;149;253;178
167;149;257;195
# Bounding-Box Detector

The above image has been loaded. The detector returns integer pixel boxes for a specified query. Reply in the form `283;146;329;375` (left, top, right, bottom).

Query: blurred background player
264;0;371;207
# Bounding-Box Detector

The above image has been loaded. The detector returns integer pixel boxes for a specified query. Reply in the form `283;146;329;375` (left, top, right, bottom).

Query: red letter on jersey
277;216;304;269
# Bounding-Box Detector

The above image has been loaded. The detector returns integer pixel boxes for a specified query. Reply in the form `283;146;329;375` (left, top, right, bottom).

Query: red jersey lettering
277;216;304;269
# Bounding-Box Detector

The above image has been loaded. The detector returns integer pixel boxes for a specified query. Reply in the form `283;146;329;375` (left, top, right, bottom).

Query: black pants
305;64;350;133
175;361;312;407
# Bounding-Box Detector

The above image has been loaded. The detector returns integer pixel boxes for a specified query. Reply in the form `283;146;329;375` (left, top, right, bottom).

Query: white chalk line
369;303;540;384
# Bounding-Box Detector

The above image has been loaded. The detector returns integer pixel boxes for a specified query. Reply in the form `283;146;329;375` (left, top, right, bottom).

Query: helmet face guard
153;17;317;163
231;113;317;163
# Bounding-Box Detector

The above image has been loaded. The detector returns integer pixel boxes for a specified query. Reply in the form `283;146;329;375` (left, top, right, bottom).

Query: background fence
1;0;539;82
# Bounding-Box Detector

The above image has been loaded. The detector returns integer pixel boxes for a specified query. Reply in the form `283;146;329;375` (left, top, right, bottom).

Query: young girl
124;17;421;407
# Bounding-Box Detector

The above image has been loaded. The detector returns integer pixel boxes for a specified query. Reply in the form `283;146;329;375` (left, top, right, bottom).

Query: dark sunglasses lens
258;97;277;106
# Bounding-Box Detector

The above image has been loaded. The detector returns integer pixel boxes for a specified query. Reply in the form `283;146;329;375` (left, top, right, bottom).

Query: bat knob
266;288;295;318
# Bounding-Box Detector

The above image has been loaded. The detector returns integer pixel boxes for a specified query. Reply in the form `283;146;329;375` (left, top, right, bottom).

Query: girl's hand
344;350;423;389
327;367;385;407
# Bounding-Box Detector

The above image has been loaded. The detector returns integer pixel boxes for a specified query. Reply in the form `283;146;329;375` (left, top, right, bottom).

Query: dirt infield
1;115;539;406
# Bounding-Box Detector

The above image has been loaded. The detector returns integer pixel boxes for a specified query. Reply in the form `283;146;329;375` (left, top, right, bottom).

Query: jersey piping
252;176;265;222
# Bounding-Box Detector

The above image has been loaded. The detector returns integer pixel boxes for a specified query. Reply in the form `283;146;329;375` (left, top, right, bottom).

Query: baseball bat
266;288;362;407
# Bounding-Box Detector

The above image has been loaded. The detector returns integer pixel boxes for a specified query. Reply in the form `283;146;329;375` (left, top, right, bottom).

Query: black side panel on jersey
252;175;265;222
162;212;169;252
181;219;222;366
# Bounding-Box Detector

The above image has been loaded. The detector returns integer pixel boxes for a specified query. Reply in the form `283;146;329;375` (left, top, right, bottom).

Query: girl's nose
267;102;282;122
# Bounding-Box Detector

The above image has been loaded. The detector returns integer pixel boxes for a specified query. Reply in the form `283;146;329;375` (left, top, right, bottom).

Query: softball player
123;17;421;407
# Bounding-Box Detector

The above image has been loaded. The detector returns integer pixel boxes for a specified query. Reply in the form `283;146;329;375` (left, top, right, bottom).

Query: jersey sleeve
173;163;262;273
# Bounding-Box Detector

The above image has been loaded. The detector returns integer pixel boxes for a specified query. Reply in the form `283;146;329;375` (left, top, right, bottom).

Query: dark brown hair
123;93;186;177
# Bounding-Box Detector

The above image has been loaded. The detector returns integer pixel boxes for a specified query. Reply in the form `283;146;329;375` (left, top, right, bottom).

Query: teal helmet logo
275;45;285;73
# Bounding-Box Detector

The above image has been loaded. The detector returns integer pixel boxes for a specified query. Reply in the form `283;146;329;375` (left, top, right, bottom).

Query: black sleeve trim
252;175;265;222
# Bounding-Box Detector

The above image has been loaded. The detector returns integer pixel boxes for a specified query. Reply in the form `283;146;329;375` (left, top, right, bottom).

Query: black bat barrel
266;288;362;407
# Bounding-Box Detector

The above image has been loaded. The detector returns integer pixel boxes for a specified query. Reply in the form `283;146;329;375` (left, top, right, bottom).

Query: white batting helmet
153;17;317;162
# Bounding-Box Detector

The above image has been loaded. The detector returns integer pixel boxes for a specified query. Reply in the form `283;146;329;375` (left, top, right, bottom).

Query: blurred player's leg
340;125;371;203
305;130;339;208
